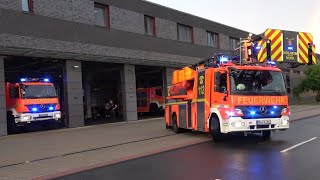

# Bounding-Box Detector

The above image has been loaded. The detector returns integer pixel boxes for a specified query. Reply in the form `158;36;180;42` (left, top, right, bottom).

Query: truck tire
150;104;160;116
210;116;223;142
172;114;181;134
262;130;271;139
7;112;19;134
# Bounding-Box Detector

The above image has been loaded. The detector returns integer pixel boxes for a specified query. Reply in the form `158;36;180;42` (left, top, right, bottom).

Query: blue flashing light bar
273;106;278;109
32;108;38;112
255;46;261;50
49;107;54;111
19;78;51;82
271;111;275;115
250;111;256;115
287;46;293;51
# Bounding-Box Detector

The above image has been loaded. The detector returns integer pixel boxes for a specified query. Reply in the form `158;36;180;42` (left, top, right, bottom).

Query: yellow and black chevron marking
257;39;267;63
264;29;283;62
298;32;314;64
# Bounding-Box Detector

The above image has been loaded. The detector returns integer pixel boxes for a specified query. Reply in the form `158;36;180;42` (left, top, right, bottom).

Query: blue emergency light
49;107;54;110
219;56;229;63
287;45;294;51
19;78;51;82
32;108;38;112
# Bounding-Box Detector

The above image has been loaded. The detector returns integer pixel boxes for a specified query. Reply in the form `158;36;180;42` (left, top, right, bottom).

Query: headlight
54;113;61;119
22;115;32;120
281;120;288;125
232;122;245;127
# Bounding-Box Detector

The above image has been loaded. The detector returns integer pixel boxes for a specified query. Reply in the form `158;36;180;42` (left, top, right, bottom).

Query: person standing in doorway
104;100;111;119
109;100;118;121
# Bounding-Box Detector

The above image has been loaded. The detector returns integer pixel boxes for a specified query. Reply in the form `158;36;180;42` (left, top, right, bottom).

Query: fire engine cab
5;78;61;132
165;29;316;141
137;87;164;115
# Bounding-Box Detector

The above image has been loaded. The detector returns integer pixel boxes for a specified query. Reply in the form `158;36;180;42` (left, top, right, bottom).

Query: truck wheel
262;130;271;139
210;116;223;142
7;112;19;134
172;114;181;134
150;104;160;116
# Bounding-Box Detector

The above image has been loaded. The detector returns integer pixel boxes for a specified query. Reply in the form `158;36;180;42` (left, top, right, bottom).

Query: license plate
257;120;271;125
39;114;48;117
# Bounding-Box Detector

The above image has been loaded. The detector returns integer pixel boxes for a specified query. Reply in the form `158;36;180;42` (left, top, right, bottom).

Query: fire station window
177;24;193;43
22;0;33;13
10;87;19;98
229;37;239;50
94;4;109;28
207;31;219;48
144;15;155;36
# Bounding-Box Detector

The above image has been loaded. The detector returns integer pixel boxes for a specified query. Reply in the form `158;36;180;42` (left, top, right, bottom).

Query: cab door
212;70;229;106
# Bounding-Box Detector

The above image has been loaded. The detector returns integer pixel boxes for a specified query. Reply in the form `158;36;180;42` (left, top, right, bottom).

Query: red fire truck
5;78;61;132
136;87;164;115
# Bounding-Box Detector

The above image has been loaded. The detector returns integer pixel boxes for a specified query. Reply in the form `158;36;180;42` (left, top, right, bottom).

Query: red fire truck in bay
137;87;164;115
5;78;61;132
165;29;316;141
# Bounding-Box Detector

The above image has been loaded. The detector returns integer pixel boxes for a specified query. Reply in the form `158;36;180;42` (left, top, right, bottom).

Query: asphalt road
55;115;320;180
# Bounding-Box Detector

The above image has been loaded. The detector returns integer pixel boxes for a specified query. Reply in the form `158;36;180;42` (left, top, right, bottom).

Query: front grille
235;105;286;119
257;125;270;129
26;104;56;113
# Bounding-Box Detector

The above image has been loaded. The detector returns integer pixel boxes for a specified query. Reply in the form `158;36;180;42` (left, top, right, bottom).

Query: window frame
177;23;194;44
10;86;19;99
229;37;240;50
207;31;219;48
94;3;110;28
22;0;34;14
144;15;156;36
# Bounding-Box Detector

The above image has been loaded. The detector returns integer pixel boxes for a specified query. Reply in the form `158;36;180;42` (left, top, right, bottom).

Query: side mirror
221;86;227;94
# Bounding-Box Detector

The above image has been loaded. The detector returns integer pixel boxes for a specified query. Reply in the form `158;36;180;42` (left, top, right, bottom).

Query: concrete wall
33;0;94;25
0;56;6;136
110;6;144;34
219;34;230;50
193;27;207;46
63;60;84;127
121;64;137;121
0;0;21;11
155;18;177;40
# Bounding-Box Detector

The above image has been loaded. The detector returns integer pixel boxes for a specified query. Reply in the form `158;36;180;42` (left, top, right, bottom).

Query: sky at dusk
146;0;320;49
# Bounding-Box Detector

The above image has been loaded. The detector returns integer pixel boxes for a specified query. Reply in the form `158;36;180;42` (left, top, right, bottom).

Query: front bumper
220;116;289;134
15;111;61;123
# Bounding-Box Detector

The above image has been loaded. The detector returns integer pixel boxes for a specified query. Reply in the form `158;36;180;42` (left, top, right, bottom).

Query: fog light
54;113;61;119
281;120;288;125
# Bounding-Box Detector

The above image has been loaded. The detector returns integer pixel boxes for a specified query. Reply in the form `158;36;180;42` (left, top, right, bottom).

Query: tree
293;65;320;102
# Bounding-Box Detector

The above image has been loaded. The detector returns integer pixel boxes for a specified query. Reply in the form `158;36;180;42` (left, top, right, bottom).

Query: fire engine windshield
20;85;57;99
229;68;287;96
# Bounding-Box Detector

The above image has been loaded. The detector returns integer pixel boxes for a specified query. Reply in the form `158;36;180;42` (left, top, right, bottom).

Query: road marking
280;137;317;153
